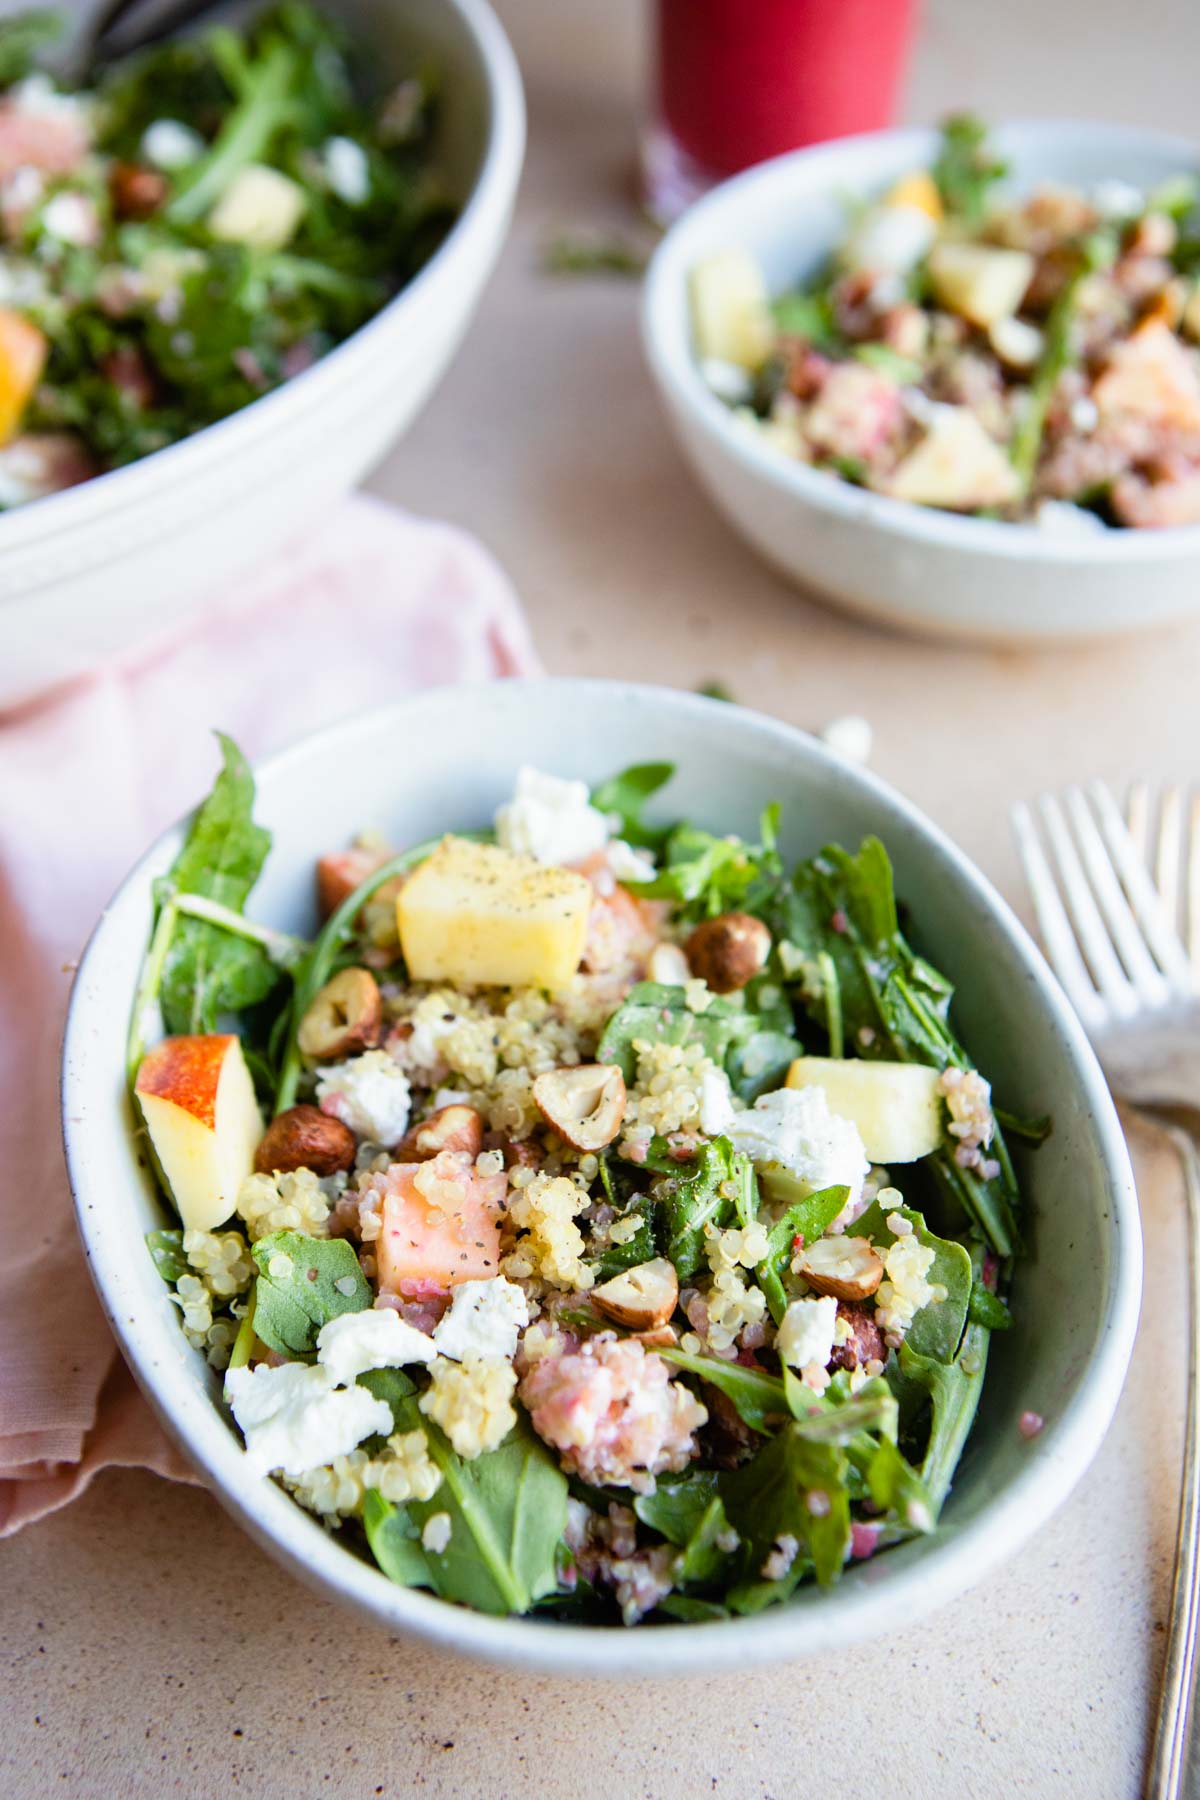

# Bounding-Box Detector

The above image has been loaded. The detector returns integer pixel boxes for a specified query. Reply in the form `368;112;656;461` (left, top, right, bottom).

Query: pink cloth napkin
0;494;540;1535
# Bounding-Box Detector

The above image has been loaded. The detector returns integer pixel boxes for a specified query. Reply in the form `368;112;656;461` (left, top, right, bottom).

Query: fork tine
1087;780;1193;994
1127;780;1149;862
1011;801;1106;1030
1038;792;1139;1017
1066;786;1172;1005
1156;785;1184;928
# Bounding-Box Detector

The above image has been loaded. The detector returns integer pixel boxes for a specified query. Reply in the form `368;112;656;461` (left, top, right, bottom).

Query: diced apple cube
136;1034;262;1231
208;164;305;251
690;249;776;371
887;404;1020;510
1093;318;1200;431
927;242;1034;327
397;836;592;991
786;1056;944;1163
373;1156;506;1291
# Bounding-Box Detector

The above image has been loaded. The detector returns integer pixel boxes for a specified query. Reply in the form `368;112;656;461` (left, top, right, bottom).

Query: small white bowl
61;680;1140;1674
0;0;524;709
643;122;1200;643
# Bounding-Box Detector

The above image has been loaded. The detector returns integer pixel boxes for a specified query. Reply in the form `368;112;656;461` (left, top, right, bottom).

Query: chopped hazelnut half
592;1257;680;1331
794;1235;884;1303
532;1063;626;1151
297;967;382;1061
397;1104;484;1161
685;912;771;993
254;1104;356;1177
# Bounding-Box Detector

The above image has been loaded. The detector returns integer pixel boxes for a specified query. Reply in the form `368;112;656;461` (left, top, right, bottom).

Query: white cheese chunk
820;714;873;765
432;1276;529;1364
141;119;204;170
316;1307;437;1384
776;1294;839;1372
316;1051;411;1146
323;136;370;205
224;1362;392;1477
727;1086;869;1212
698;1065;736;1137
494;766;609;868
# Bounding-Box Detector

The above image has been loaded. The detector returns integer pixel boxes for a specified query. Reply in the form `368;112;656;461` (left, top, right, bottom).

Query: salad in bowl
124;736;1033;1626
691;115;1200;530
0;3;452;508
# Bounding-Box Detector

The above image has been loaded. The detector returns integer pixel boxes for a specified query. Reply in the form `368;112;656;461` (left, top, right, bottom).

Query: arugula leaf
768;837;1023;1258
967;1284;1013;1331
656;1594;729;1623
862;1436;936;1531
400;1414;569;1616
157;734;278;1036
145;1227;188;1283
249;1230;370;1357
362;1490;433;1590
755;1184;849;1324
720;1424;851;1587
634;1471;720;1544
598;980;795;1108
660;1347;788;1433
933;113;1008;223
771;289;840;351
890;1316;991;1513
356;1366;417;1445
649;1137;754;1281
855;1201;973;1364
588;1191;657;1280
590;762;675;848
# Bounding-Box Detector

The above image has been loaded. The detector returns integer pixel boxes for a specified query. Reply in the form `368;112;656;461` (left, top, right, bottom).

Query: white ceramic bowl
0;0;524;710
61;680;1140;1674
643;122;1200;644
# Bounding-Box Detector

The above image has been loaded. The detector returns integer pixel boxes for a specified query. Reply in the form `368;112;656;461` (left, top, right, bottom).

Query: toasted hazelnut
110;161;168;219
297;967;382;1061
532;1063;626;1151
685;912;771;993
398;1104;484;1161
633;1323;679;1350
794;1235;884;1303
648;941;691;985
254;1104;356;1176
593;1258;679;1331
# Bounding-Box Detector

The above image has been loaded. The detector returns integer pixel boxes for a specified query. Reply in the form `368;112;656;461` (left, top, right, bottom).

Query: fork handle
1147;1122;1200;1800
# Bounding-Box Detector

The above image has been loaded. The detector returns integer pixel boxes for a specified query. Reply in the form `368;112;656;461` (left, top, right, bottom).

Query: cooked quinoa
134;746;1035;1625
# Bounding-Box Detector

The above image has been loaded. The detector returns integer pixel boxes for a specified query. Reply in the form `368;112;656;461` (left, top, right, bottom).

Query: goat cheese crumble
776;1294;839;1374
323;135;370;204
224;1362;392;1477
495;766;609;868
432;1276;529;1364
317;1050;412;1145
141;118;204;170
726;1086;869;1216
316;1307;437;1384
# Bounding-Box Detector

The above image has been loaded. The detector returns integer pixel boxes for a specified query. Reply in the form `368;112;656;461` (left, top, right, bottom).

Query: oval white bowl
0;0;524;709
61;679;1140;1674
643;121;1200;643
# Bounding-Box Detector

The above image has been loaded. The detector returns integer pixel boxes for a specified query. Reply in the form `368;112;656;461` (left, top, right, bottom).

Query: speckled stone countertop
6;1;1200;1793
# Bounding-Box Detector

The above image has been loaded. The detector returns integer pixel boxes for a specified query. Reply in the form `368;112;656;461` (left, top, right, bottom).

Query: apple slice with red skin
135;1034;262;1232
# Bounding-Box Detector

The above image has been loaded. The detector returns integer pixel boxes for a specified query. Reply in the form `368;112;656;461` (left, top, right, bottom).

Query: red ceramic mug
645;0;920;220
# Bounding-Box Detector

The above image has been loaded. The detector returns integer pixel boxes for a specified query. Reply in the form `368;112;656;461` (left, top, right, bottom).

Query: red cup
646;0;920;218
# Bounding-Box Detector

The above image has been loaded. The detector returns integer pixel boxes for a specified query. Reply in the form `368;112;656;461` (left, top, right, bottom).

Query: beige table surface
7;3;1200;1795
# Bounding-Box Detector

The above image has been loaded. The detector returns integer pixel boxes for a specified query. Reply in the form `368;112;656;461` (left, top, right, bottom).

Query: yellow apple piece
396;836;592;991
208;164;306;251
689;249;776;370
786;1056;944;1163
927;242;1034;327
888;405;1020;510
0;309;47;444
136;1034;262;1231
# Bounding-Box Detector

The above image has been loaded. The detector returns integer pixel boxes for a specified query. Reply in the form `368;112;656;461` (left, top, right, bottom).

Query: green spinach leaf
590;762;676;849
855;1201;972;1364
249;1230;370;1358
720;1424;851;1587
362;1489;433;1589
145;1227;188;1283
660;1347;788;1433
650;1136;753;1280
157;734;278;1036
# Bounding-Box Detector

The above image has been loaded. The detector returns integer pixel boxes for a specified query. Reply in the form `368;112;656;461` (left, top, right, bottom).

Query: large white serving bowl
61;680;1140;1675
0;0;524;710
643;122;1200;643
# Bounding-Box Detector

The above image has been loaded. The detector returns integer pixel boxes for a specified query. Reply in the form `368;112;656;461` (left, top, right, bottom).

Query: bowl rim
642;117;1200;565
0;0;525;554
60;679;1142;1674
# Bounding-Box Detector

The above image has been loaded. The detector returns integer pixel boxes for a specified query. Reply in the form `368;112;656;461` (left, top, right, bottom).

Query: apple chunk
136;1035;262;1231
785;1056;944;1163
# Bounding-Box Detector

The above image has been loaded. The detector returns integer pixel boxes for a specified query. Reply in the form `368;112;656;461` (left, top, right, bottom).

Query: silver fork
1013;781;1200;1800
